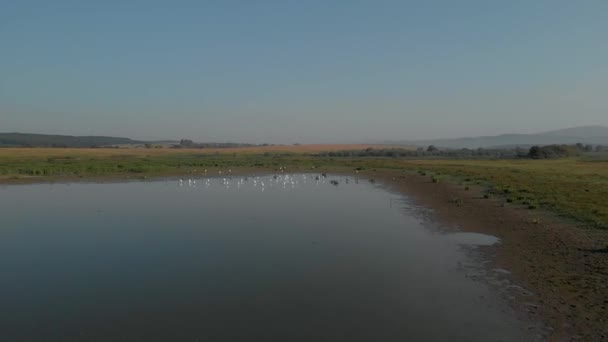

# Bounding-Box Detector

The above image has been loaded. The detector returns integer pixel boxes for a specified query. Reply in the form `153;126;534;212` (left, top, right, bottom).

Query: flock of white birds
177;172;359;191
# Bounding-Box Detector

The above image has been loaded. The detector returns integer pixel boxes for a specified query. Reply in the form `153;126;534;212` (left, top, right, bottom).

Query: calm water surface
0;174;529;341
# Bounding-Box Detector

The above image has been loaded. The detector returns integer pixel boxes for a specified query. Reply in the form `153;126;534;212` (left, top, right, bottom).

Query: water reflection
0;174;532;341
447;232;501;246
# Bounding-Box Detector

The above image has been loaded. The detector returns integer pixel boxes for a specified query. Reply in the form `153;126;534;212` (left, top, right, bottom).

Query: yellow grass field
0;144;402;159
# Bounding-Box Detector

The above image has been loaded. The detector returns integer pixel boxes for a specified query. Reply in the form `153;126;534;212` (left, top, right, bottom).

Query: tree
528;144;574;159
427;145;438;152
528;146;542;159
180;139;194;147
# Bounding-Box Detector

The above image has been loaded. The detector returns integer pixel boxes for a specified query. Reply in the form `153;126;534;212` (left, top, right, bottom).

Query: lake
0;174;530;341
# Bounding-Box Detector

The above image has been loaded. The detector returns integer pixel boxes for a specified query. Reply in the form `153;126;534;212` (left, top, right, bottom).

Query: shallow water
0;174;528;341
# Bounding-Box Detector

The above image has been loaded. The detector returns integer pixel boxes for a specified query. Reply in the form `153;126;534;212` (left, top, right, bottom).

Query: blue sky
1;0;607;143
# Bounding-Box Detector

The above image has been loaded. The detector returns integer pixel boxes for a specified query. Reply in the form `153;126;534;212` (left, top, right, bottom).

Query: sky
1;0;607;144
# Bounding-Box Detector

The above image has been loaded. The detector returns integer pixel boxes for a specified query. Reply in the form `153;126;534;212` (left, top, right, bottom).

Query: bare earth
373;170;608;341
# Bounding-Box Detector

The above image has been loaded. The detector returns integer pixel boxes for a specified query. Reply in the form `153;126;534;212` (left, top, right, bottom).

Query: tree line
316;144;606;159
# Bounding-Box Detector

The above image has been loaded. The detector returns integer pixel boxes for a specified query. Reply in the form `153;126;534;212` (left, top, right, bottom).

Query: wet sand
374;170;608;341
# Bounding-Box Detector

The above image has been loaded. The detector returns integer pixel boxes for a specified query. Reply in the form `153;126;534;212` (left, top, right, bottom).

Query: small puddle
446;232;500;246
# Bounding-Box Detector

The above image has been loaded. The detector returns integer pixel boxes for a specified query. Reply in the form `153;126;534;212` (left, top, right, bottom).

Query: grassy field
396;158;608;229
1;147;607;229
0;147;327;178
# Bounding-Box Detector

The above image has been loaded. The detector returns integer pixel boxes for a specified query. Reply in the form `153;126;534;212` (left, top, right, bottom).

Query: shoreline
2;170;607;340
375;170;608;341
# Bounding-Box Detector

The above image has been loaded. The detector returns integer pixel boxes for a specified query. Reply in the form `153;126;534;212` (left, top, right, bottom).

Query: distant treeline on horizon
0;133;262;149
316;143;606;160
2;133;607;159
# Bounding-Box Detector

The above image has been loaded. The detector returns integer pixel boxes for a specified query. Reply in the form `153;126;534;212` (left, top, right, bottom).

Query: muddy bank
372;170;608;341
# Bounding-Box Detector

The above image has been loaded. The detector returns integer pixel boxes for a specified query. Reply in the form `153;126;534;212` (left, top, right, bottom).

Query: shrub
528;144;577;159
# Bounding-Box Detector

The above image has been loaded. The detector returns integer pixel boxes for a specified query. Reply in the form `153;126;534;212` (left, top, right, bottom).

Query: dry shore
373;170;608;341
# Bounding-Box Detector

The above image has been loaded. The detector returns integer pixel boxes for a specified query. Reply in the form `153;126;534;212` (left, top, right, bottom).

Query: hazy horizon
3;124;608;145
2;1;608;144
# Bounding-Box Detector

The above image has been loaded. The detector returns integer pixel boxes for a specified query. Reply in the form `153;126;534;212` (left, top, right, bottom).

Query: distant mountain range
394;126;608;149
2;126;608;149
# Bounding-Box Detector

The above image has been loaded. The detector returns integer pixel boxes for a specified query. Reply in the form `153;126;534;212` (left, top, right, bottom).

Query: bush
528;145;577;159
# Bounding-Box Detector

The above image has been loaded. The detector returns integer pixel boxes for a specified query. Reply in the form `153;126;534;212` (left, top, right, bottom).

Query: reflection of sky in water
0;175;531;341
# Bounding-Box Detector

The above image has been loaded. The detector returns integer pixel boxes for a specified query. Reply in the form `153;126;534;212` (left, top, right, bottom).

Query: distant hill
0;133;145;147
539;126;608;137
395;126;608;149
